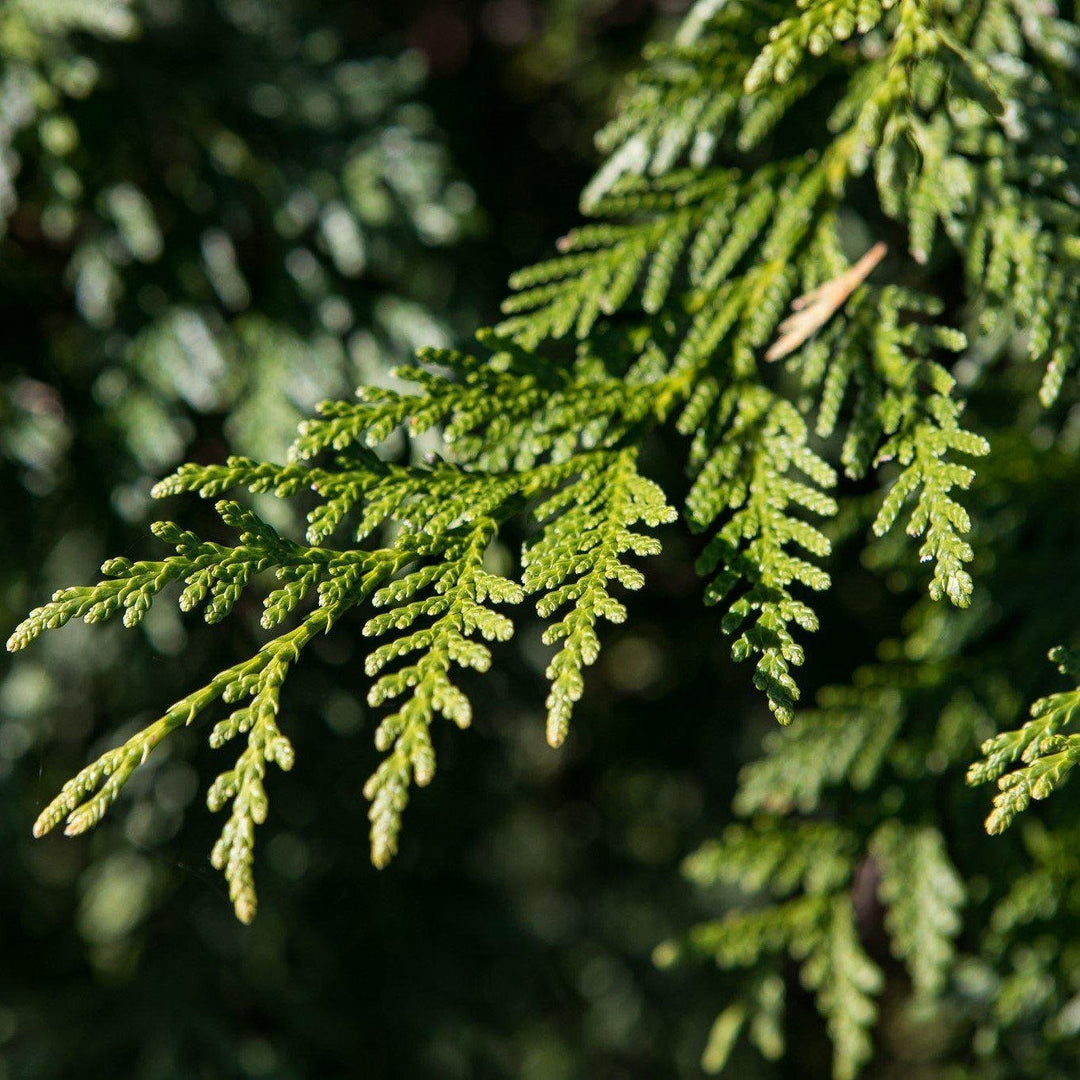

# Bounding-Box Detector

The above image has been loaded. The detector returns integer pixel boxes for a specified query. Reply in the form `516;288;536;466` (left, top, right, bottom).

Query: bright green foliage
523;449;675;746
11;500;384;919
794;284;987;605
11;0;1080;1075
9;424;674;915
744;0;899;93
688;385;836;723
360;515;524;868
9;7;1080;1058
969;648;1080;836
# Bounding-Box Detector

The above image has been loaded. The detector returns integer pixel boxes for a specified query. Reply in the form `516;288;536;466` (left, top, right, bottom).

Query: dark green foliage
0;0;478;485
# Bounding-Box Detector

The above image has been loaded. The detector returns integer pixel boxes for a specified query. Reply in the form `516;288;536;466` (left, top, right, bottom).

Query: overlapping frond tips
666;820;882;1080
523;448;676;747
685;384;837;723
787;283;987;606
12;364;677;913
969;647;1080;834
870;821;964;997
362;516;523;866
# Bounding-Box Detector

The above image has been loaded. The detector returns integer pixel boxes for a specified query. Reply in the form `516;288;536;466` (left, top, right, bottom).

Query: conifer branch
801;895;883;1080
969;647;1080;834
524;448;676;747
667;820;883;1080
12;429;673;910
686;384;837;723
13;0;1080;936
870;821;964;997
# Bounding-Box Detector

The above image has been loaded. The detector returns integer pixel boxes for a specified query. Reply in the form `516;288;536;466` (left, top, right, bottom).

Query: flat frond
969;646;1080;834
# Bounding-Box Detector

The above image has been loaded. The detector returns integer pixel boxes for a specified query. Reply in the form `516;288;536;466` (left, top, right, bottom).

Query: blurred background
0;1;890;1076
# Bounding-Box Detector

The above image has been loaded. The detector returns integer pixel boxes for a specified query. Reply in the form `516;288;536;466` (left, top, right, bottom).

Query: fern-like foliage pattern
10;0;1080;942
969;647;1080;835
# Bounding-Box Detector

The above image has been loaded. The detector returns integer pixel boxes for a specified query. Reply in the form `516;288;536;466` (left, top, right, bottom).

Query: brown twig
765;241;888;362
